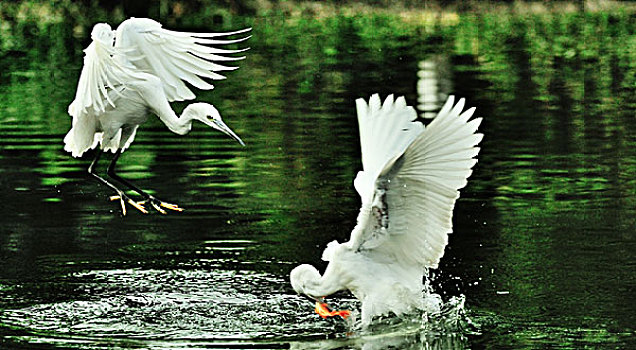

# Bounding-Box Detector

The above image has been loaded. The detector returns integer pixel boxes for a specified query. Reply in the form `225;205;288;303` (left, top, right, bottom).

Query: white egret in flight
64;18;249;215
290;94;483;327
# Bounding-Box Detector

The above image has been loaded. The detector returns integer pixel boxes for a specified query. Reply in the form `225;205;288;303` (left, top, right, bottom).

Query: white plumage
64;18;249;215
290;94;482;326
113;18;249;102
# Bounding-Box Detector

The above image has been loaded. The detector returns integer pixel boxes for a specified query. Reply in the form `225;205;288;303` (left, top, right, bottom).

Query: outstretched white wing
68;23;143;118
348;95;482;269
352;94;424;202
114;17;250;102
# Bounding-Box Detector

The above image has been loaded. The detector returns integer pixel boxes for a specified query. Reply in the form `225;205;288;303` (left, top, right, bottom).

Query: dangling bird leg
88;151;147;215
107;150;183;214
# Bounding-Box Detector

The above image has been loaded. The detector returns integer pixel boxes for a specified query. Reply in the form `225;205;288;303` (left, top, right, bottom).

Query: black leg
107;150;152;200
88;150;147;215
88;151;124;194
106;150;183;214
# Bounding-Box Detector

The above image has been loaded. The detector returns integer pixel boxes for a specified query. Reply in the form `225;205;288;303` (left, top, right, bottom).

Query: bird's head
91;23;114;46
184;103;245;146
290;264;322;298
291;264;352;320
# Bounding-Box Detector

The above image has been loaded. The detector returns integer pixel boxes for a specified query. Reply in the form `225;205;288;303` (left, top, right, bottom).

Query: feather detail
65;23;144;157
68;23;144;118
354;93;424;202
348;95;482;269
114;18;250;102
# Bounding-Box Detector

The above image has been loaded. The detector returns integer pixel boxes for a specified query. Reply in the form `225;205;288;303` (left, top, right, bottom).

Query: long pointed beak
213;120;245;146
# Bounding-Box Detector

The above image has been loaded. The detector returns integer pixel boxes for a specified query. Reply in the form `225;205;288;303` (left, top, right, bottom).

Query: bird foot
109;194;148;215
137;197;183;214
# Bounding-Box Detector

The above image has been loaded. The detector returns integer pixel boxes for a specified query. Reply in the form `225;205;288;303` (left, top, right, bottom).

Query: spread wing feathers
353;94;424;202
68;23;143;118
114;17;251;102
350;95;483;269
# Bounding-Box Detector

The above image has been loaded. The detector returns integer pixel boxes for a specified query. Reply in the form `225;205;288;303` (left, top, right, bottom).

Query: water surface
1;9;635;349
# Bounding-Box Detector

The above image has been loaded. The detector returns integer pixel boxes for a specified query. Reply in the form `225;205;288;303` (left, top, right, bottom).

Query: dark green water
1;9;635;349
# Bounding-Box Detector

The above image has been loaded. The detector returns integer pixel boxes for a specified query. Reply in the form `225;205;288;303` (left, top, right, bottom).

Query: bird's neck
306;266;346;298
160;106;196;136
302;278;326;298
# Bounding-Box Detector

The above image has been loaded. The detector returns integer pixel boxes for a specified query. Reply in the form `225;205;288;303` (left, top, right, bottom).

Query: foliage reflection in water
0;4;635;350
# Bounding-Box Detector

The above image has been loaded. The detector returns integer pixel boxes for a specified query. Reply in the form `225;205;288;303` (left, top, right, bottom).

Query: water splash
289;294;474;350
0;268;326;340
0;264;478;349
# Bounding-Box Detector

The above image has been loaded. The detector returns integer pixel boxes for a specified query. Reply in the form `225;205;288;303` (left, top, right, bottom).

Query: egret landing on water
290;94;483;327
64;18;249;215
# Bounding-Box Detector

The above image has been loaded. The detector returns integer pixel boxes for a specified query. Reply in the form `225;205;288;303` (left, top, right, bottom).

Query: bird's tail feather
63;116;100;157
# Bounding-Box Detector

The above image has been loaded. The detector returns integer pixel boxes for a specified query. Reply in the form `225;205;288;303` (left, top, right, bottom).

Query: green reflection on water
0;2;635;349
